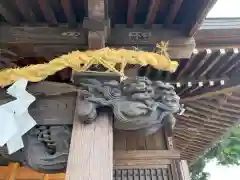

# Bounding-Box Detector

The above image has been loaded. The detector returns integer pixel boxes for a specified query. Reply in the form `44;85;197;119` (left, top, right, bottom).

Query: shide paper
0;79;36;154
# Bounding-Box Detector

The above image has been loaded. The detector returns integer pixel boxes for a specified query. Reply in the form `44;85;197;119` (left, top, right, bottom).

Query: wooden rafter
208;48;239;77
0;3;19;25
127;0;138;26
176;49;198;80
61;0;77;27
198;49;226;77
188;0;218;36
181;76;240;102
16;0;36;23
38;0;57;25
145;0;160;25
188;49;212;77
165;0;183;25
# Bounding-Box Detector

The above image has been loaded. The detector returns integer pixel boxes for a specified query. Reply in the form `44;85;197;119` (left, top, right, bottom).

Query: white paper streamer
0;79;36;154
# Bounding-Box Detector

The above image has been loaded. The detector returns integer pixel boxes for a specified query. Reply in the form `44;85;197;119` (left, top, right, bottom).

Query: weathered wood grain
0;3;19;25
0;26;86;44
0;25;195;58
145;0;160;25
114;159;171;169
16;0;36;23
61;0;77;27
38;0;58;25
127;0;138;26
66;111;113;180
108;26;195;58
114;150;180;160
177;160;191;180
165;0;183;25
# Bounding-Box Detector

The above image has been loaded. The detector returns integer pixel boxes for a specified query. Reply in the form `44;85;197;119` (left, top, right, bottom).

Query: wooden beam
0;3;19;25
16;0;36;23
114;159;171;169
0;25;195;58
181;74;240;102
164;128;178;180
127;0;138;26
61;0;77;27
38;0;58;26
114;150;180;160
87;0;105;19
188;48;212;77
188;0;218;36
145;0;160;25
0;26;86;44
66;111;113;180
108;26;195;58
208;48;239;77
196;18;240;49
66;0;113;179
176;49;198;80
165;0;183;25
198;49;226;77
114;149;179;169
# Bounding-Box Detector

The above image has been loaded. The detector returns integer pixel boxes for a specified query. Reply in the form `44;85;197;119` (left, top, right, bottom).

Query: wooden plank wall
114;129;167;150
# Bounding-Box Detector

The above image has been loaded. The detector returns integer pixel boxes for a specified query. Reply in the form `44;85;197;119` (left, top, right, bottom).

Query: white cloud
207;0;240;18
204;159;240;180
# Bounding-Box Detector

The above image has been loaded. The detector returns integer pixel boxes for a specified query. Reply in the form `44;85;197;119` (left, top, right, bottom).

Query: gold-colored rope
0;45;178;87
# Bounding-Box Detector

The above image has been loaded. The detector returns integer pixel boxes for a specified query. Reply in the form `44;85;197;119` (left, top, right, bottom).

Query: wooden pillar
66;0;112;179
66;107;113;180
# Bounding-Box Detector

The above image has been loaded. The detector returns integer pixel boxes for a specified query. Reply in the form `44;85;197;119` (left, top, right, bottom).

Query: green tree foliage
190;126;240;180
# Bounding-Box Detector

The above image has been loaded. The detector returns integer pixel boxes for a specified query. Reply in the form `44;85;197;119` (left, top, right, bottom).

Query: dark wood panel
61;0;77;27
0;3;19;25
127;0;138;26
38;0;58;25
145;0;161;25
0;25;86;44
165;0;183;25
108;26;195;58
0;25;195;58
16;0;36;23
114;129;167;151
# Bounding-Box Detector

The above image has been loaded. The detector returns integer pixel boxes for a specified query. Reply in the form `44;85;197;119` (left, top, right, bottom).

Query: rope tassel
0;46;178;87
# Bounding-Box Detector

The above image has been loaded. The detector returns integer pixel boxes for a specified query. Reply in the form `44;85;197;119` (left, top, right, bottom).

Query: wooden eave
0;0;219;63
195;18;240;49
0;0;216;34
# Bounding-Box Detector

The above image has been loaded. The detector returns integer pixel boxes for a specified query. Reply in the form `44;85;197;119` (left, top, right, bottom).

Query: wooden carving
0;77;180;173
0;126;71;173
77;77;180;135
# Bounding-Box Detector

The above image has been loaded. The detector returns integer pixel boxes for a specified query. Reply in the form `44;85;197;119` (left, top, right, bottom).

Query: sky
204;159;240;180
207;0;240;18
203;1;240;179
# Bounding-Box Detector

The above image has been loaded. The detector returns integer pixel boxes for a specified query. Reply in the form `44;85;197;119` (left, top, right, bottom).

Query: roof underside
0;0;217;35
174;90;240;162
172;47;240;162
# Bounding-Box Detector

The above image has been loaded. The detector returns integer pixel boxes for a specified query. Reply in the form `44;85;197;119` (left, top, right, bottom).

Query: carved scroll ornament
77;77;180;135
